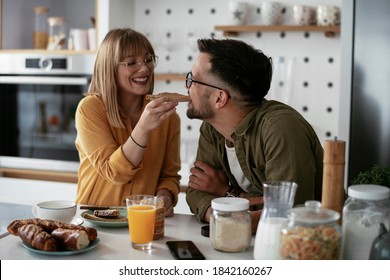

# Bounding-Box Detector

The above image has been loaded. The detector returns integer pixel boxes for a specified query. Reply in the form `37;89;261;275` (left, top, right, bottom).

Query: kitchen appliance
0;52;95;162
346;0;390;183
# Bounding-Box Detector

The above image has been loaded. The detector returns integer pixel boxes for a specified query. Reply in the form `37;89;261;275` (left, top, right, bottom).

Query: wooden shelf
0;49;96;54
155;73;185;81
215;25;341;38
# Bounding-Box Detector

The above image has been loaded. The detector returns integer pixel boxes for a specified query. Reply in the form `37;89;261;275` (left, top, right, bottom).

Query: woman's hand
123;96;178;166
156;189;174;217
138;96;178;133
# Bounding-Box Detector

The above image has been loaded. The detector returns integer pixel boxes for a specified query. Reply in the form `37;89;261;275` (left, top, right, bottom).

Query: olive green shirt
186;99;323;222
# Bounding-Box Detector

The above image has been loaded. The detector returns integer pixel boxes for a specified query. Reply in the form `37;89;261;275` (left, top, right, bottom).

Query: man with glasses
185;38;323;233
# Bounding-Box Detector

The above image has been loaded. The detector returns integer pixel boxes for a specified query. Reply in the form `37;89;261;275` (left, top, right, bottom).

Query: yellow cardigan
75;95;181;206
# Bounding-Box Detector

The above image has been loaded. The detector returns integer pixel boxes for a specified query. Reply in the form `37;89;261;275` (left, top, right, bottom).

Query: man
185;38;323;233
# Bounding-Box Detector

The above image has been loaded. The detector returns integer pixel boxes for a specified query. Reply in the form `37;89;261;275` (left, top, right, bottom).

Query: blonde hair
87;28;156;128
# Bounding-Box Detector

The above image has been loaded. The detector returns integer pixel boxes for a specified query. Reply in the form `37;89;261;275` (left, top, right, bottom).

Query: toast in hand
146;92;191;102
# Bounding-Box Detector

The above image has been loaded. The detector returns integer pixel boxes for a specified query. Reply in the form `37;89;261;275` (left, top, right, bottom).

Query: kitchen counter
0;176;249;260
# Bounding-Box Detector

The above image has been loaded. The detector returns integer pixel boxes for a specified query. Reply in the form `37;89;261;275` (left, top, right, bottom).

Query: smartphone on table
166;240;206;260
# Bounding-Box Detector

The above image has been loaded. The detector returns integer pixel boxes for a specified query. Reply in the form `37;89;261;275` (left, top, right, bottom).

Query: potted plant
352;164;390;189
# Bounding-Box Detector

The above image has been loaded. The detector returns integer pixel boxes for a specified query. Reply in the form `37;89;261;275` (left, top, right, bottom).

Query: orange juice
127;205;156;244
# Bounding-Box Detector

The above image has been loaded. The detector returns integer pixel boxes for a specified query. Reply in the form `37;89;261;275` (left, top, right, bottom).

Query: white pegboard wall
132;0;342;148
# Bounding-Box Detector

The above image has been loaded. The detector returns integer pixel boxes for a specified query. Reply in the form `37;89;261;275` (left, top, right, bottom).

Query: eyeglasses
185;72;223;90
118;55;158;71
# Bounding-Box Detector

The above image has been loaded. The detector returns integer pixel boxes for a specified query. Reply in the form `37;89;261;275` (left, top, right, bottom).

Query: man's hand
188;161;230;197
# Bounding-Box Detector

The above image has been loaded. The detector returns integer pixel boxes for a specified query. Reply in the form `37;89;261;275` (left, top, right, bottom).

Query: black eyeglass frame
185;72;223;90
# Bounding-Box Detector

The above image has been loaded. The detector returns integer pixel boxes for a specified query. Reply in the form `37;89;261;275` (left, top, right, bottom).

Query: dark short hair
197;38;273;107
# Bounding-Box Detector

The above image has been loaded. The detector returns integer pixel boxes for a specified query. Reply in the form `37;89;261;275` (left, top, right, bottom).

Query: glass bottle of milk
254;181;297;260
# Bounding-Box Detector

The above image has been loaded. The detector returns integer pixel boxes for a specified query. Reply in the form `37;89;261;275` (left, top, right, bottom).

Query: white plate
22;238;100;256
81;210;128;228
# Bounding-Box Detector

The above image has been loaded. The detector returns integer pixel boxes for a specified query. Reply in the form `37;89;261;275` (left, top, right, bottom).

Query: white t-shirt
225;141;253;193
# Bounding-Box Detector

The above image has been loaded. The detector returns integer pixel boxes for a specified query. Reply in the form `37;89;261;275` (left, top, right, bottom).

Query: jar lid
34;6;49;14
48;17;65;26
287;200;340;224
348;184;390;200
211;197;249;211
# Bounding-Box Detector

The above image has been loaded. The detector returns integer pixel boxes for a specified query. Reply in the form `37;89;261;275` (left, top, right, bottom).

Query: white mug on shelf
317;5;341;26
261;1;286;26
73;29;89;51
229;1;249;25
293;5;317;26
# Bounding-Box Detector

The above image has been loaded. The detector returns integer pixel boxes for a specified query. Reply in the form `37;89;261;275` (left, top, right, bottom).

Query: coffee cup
32;200;77;223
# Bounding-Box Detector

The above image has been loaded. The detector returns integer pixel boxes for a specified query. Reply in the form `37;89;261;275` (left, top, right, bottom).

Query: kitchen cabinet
214;25;341;38
0;0;97;53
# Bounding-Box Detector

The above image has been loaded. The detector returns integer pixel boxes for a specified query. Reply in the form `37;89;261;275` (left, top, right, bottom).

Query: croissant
17;224;58;251
51;228;90;251
7;218;97;241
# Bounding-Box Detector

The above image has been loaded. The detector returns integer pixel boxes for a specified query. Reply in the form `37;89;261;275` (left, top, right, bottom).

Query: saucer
71;217;84;226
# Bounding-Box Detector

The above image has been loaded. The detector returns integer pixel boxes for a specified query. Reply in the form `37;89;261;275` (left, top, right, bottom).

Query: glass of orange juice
126;195;158;250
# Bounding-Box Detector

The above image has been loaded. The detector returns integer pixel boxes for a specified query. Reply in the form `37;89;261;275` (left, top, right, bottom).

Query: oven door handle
0;76;89;85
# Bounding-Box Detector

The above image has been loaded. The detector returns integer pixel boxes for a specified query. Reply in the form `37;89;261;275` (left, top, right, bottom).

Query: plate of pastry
22;238;100;256
6;218;99;256
81;209;128;228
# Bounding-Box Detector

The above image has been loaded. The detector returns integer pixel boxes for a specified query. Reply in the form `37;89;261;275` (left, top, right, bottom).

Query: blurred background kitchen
0;0;389;212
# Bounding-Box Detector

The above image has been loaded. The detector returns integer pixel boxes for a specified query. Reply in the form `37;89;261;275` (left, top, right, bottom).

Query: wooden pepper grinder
321;137;346;223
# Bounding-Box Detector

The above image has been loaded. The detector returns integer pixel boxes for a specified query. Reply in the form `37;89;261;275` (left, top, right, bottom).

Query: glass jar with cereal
280;201;341;260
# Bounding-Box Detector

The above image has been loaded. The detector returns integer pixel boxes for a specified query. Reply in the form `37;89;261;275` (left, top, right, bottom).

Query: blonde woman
75;28;180;216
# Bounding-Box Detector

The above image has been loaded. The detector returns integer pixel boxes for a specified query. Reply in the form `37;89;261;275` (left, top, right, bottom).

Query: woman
75;28;180;216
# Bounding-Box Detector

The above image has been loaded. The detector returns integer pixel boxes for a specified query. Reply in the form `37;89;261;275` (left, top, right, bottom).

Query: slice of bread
146;92;191;102
93;209;120;218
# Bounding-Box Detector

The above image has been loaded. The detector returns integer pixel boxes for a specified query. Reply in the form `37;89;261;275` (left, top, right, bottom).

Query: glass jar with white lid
341;184;390;260
210;197;251;253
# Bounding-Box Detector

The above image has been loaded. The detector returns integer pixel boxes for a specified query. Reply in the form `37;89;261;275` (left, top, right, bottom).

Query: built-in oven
0;53;95;162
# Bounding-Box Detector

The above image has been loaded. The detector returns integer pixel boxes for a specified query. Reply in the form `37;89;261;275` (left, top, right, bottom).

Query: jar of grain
33;6;48;49
280;201;341;260
210;197;251;252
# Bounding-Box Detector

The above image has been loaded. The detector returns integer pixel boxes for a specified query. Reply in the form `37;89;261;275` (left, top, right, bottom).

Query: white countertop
0;177;253;259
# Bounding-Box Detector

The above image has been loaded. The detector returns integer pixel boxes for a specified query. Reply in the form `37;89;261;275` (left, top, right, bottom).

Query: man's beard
186;98;214;120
